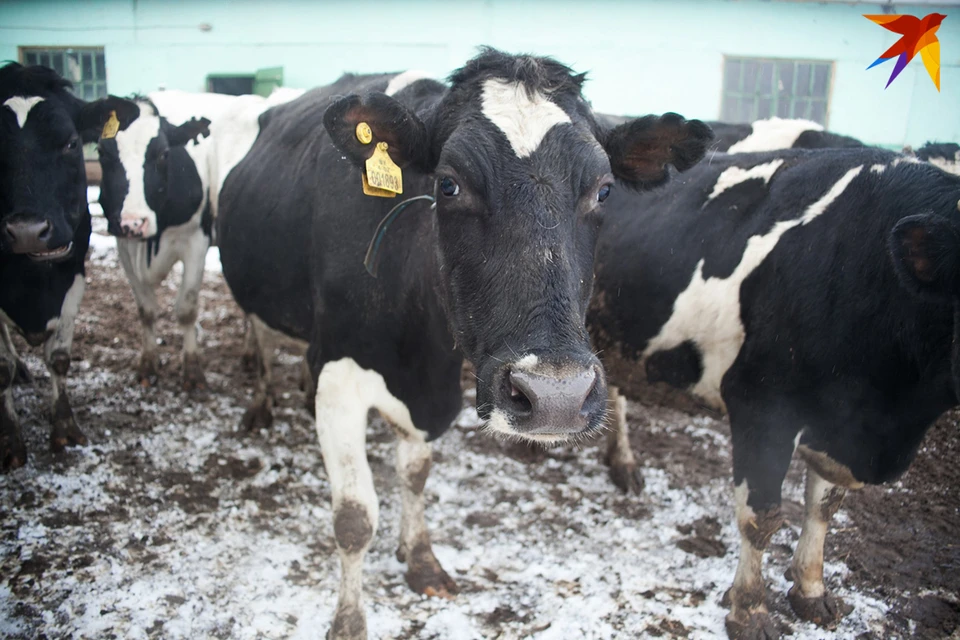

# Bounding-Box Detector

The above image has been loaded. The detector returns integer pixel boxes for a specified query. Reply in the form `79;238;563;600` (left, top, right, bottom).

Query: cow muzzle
116;213;157;239
3;216;73;261
483;354;607;444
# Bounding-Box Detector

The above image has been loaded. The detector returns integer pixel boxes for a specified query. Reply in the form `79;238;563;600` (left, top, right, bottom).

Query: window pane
52;52;64;76
738;98;754;123
793;98;810;119
82;52;93;81
757;97;773;119
96;53;106;81
778;62;794;98
743;59;760;94
777;100;792;118
795;64;812;97
39;52;50;68
722;95;739;121
758;62;774;95
812;65;830;98
83;84;94;100
724;59;742;92
96;82;107;98
810;101;827;125
25;52;37;65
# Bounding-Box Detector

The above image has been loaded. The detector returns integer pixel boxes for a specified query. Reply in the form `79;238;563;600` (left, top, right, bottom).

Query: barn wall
1;0;957;147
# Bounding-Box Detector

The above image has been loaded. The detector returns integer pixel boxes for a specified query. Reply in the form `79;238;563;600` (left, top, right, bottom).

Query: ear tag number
365;142;403;195
361;171;397;198
102;110;120;139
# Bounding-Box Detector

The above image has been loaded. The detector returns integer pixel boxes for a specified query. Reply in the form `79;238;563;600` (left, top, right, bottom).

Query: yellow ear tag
101;110;120;139
364;142;403;195
361;171;397;198
356;122;373;145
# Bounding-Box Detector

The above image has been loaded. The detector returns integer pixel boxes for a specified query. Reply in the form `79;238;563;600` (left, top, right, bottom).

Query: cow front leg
45;274;87;453
786;465;852;627
604;386;644;493
240;316;257;372
1;324;32;385
240;315;275;432
315;358;381;640
391;425;458;598
117;240;161;386
176;234;210;391
724;402;795;639
0;333;25;471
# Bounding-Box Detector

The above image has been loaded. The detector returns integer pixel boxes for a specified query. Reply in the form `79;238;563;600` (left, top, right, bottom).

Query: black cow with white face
589;147;960;638
0;62;136;470
707;117;865;153
95;98;213;389
216;49;711;639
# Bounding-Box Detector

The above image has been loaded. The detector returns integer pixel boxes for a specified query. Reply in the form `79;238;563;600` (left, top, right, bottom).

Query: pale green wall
1;0;958;147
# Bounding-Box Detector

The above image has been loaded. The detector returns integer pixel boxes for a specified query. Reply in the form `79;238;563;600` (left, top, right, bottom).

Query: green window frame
721;57;833;125
19;47;107;101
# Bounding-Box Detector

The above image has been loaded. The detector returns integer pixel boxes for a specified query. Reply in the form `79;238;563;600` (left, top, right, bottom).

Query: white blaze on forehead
3;96;45;128
481;78;572;158
114;102;162;236
385;70;433;97
727;117;823;154
645;165;863;408
706;159;784;202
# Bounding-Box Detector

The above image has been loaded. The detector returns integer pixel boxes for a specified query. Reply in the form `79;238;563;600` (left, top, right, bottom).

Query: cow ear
323;92;433;173
168;117;211;147
603;113;713;190
889;213;960;299
76;96;140;143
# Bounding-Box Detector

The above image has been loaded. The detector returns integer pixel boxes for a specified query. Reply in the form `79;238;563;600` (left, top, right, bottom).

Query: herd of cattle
2;50;959;640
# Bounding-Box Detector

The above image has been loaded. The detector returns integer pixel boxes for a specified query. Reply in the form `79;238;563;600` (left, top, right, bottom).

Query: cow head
95;98;210;239
325;49;712;443
915;142;960;177
0;63;135;261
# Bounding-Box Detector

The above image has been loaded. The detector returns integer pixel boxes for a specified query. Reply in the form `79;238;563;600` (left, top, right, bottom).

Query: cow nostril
506;371;534;415
37;221;51;240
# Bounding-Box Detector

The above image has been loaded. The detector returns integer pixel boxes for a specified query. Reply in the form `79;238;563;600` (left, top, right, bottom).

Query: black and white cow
95;97;214;389
97;89;305;390
0;63;136;470
216;50;711;639
588;147;960;638
707;117;865;153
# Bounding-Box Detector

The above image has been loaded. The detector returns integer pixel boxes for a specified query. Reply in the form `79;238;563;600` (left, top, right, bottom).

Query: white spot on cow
482;407;565;445
385;70;433;97
706;159;784;202
481;78;572;158
515;354;539;370
727;117;823;154
927;152;960;176
892;155;921;167
3;96;45;128
645;165;863;408
870;164;886;174
114;102;162;238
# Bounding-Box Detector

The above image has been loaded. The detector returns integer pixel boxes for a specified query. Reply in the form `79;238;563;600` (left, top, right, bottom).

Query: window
721;57;833;125
19;47;107;101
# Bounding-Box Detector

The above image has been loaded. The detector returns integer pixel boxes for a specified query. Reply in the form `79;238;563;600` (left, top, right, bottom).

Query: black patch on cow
794;129;865;150
646;341;703;388
200;199;213;239
916;142;960;163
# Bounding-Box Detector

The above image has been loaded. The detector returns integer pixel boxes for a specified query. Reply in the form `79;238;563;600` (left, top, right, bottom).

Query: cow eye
597;184;612;203
63;136;79;154
439;177;460;197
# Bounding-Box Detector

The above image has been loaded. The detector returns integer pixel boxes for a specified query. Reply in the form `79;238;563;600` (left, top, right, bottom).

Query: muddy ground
0;226;958;639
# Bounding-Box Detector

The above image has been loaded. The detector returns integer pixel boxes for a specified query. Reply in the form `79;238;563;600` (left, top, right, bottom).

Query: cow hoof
1;435;27;472
137;357;159;387
13;359;33;385
725;609;780;640
787;587;852;628
51;414;88;454
182;355;207;392
241;402;273;432
403;545;459;599
327;605;366;640
608;461;645;494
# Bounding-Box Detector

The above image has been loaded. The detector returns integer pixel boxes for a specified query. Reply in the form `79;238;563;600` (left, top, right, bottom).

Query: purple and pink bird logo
865;13;945;91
